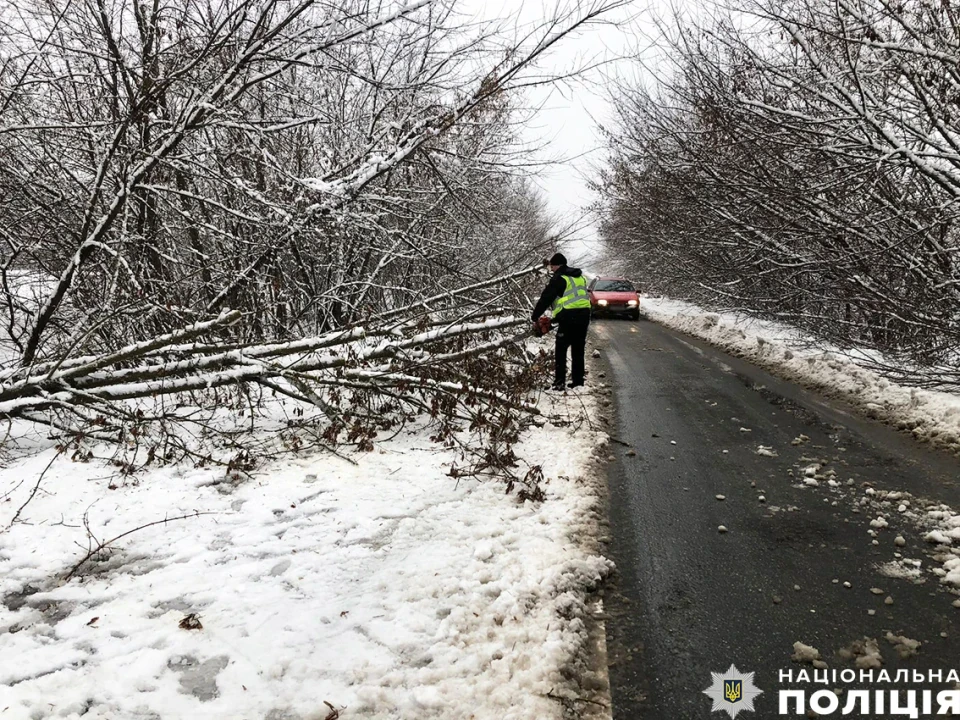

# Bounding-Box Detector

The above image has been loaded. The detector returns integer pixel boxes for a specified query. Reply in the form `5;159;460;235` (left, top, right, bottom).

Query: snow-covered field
0;382;611;718
642;297;960;602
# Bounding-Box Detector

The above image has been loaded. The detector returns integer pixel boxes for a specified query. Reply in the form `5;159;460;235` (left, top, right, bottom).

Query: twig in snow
4;450;63;531
65;511;214;580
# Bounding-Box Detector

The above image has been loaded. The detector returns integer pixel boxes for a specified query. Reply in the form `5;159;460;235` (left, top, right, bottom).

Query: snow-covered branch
598;0;960;368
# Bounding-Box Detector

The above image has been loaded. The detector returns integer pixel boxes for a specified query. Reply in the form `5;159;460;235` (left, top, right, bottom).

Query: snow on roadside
643;297;960;601
643;297;960;455
0;394;611;719
855;488;960;595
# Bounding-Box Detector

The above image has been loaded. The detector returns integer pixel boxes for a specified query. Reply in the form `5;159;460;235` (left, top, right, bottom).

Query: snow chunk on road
756;445;778;457
944;556;960;587
925;530;953;545
885;632;921;659
839;638;883;670
877;559;923;582
790;642;826;669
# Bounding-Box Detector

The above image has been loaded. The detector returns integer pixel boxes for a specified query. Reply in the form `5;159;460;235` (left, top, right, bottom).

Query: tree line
598;0;960;383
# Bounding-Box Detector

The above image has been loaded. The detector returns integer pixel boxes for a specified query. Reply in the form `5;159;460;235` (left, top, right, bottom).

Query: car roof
593;276;632;282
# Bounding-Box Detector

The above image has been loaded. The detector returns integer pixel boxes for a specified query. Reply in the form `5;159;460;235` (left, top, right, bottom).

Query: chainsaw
505;316;553;344
532;316;553;337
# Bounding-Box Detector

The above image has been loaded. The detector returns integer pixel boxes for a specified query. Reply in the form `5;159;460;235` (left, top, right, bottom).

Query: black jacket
532;265;588;321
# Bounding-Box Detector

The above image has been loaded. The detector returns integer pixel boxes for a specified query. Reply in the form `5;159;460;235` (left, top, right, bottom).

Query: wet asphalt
593;318;960;719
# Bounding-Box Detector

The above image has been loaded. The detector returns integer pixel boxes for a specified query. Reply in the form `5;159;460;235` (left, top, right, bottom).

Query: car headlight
597;299;608;306
628;299;638;306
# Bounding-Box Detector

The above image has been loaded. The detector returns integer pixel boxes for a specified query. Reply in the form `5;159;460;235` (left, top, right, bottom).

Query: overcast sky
519;2;640;267
458;0;667;271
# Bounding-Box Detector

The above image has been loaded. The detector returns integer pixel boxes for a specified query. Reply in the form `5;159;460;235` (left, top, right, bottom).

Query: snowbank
643;297;960;456
0;393;611;719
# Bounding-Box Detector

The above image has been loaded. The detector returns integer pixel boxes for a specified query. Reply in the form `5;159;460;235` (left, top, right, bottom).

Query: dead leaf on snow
179;613;203;630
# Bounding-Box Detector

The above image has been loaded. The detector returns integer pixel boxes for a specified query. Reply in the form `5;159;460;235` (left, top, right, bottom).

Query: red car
588;277;641;320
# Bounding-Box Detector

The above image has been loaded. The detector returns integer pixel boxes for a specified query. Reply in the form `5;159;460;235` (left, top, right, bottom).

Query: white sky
458;0;670;271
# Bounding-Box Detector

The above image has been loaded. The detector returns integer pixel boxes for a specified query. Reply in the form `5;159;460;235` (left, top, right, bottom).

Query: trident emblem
724;680;742;703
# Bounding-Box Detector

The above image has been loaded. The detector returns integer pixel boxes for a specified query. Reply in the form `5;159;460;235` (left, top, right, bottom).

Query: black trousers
554;308;590;386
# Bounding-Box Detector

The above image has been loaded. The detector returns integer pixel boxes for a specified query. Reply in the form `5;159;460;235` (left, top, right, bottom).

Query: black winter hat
548;252;567;267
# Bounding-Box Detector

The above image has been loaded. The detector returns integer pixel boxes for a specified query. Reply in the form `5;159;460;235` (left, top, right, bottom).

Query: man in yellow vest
531;252;592;391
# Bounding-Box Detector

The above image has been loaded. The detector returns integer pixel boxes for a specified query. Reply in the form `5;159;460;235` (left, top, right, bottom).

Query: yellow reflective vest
552;274;591;316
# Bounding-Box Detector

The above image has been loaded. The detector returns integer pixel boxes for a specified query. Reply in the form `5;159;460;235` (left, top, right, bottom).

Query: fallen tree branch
65;511;214;580
0;316;528;417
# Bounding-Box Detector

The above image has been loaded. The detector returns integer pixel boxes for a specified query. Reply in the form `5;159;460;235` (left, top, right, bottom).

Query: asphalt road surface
594;318;960;719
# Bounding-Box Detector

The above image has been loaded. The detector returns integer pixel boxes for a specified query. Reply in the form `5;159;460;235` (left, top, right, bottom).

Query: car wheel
631;311;640;321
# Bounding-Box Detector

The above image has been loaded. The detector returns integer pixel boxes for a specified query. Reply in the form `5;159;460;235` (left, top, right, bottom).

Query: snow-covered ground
642;296;960;603
0;379;611;718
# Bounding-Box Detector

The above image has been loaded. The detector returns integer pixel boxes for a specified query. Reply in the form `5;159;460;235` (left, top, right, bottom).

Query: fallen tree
0;0;622;467
0;264;545;430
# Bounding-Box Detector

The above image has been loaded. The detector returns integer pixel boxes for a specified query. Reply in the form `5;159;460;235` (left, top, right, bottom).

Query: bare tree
0;0;625;465
597;0;960;380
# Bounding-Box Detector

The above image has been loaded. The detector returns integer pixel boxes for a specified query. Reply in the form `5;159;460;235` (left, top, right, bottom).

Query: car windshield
594;279;635;292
